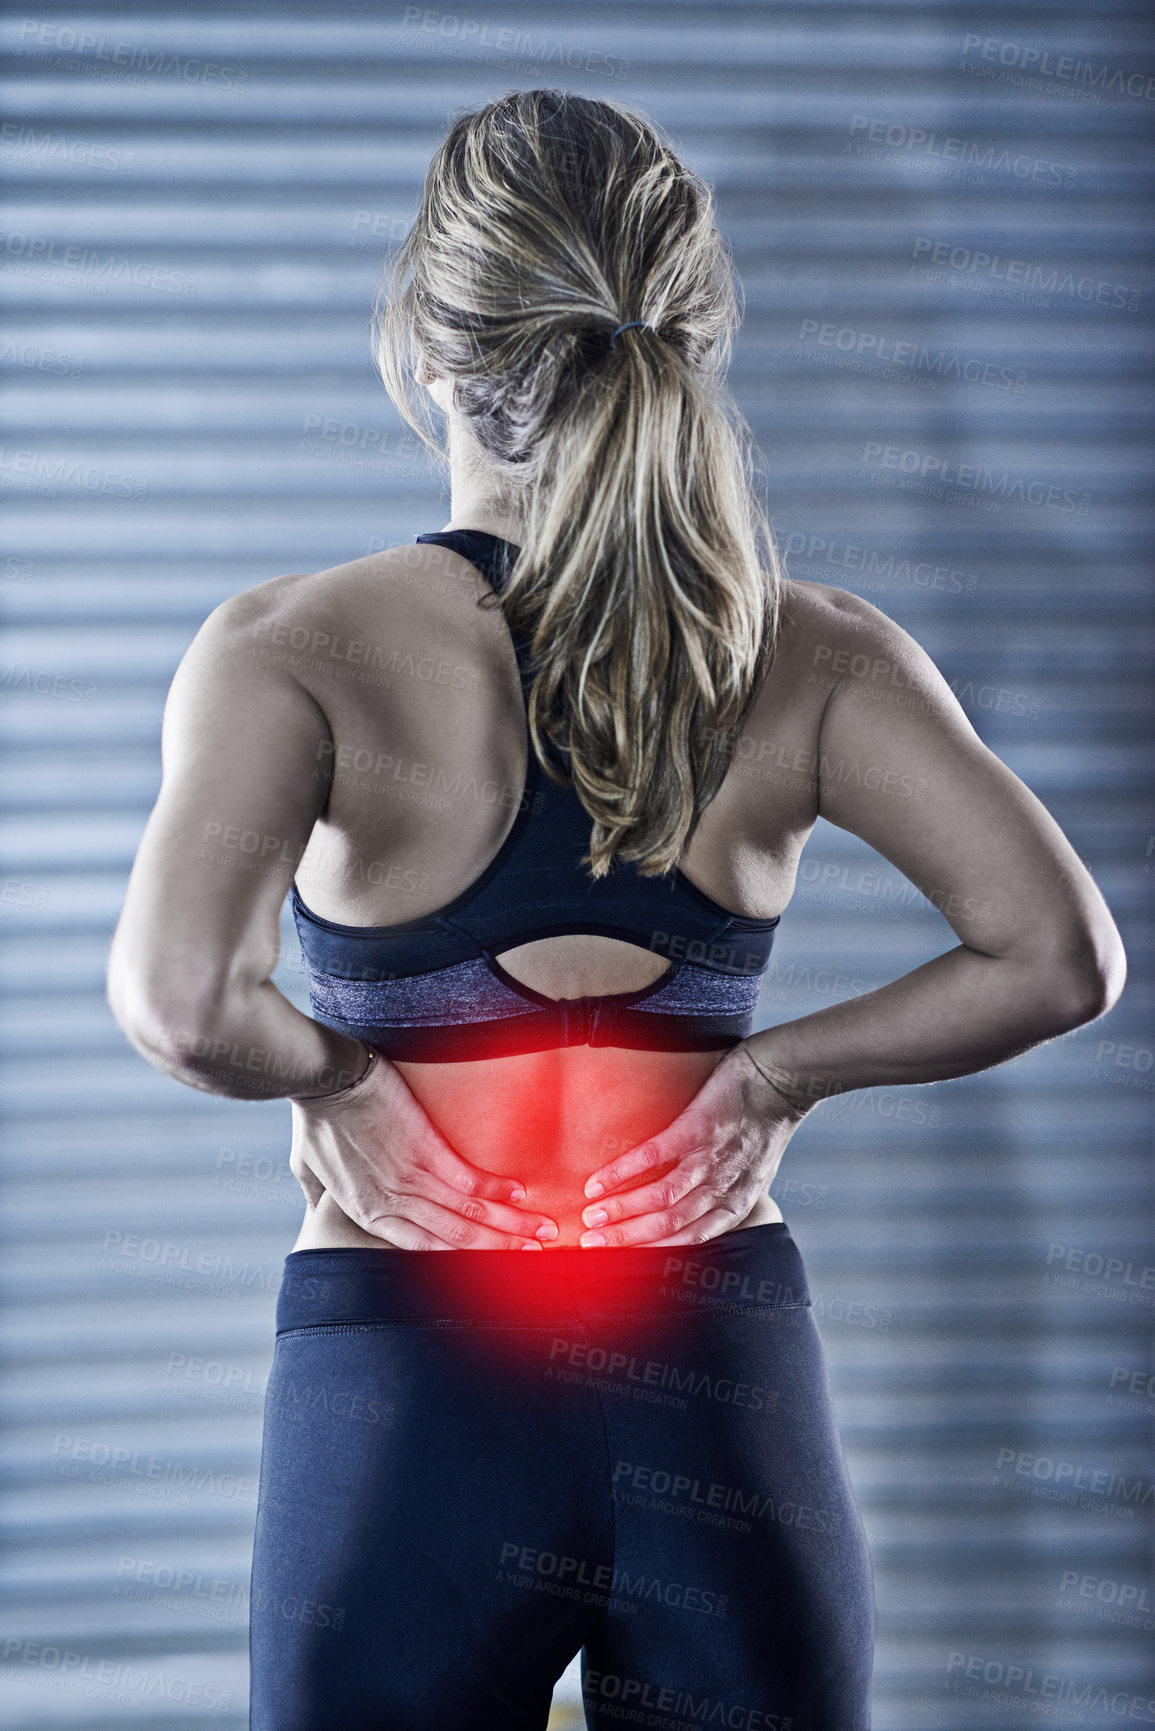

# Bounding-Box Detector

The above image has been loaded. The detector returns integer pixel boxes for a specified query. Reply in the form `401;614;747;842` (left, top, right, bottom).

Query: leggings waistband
275;1221;809;1333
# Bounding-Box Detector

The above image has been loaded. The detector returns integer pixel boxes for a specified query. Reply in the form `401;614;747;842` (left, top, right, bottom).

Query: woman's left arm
107;579;367;1099
107;579;563;1248
577;590;1127;1245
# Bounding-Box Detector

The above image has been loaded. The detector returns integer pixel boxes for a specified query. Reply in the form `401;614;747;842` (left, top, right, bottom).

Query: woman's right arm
739;587;1126;1106
575;586;1126;1246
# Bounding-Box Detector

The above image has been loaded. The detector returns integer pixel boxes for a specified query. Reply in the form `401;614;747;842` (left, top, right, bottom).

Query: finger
429;1148;535;1207
348;1159;557;1243
578;1190;741;1246
416;1172;558;1241
357;1212;460;1251
582;1065;741;1201
580;1156;711;1230
622;1205;748;1249
582;1135;687;1202
368;1192;551;1252
579;1183;724;1249
415;1146;556;1227
375;1065;531;1206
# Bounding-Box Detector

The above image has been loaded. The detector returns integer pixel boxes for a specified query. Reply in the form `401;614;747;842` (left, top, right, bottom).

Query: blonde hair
374;88;781;878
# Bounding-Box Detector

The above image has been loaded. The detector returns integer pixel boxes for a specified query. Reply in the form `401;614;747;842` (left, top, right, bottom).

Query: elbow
1044;917;1127;1032
108;988;203;1077
107;946;230;1073
110;992;238;1092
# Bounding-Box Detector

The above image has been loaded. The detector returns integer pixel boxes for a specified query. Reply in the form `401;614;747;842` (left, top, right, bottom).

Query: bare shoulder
774;575;961;721
198;541;489;641
175;543;501;724
778;575;923;669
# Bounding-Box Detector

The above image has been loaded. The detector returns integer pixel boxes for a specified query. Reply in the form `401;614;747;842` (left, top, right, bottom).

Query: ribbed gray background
1;4;1152;1727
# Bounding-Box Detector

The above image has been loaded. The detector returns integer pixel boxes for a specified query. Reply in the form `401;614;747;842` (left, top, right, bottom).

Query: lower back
291;1043;781;1249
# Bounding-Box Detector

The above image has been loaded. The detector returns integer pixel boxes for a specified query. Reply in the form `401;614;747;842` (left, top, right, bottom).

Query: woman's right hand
574;1043;810;1247
289;1053;559;1249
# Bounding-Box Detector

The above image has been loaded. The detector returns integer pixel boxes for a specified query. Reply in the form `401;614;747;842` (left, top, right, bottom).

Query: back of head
375;87;781;878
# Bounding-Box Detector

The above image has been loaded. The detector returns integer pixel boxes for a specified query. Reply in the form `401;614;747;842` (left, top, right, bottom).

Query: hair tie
609;320;653;347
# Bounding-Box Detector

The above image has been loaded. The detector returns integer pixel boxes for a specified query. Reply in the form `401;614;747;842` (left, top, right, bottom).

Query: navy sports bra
290;530;780;1062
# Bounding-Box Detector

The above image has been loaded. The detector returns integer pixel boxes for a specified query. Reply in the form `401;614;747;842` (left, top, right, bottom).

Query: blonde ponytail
374;88;781;877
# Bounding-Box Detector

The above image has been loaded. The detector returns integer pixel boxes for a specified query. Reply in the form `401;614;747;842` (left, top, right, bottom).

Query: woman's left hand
576;1044;811;1247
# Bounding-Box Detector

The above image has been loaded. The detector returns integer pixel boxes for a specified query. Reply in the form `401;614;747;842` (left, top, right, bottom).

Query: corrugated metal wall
1;4;1151;1727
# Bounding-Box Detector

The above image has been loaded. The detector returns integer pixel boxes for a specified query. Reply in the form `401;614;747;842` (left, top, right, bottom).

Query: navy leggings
249;1222;874;1729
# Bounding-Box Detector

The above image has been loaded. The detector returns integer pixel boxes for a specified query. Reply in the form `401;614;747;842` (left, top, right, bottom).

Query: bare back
277;538;834;1248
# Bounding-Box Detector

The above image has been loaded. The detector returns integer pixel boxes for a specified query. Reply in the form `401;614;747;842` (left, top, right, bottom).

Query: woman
107;90;1124;1731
